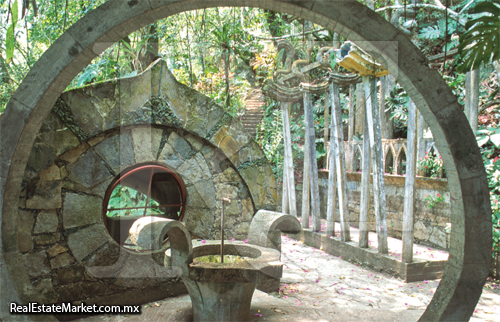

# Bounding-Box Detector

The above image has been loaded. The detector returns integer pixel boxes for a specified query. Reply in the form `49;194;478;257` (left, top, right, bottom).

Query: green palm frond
458;0;500;72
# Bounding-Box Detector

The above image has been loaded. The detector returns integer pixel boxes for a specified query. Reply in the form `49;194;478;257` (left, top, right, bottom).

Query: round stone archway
0;1;491;321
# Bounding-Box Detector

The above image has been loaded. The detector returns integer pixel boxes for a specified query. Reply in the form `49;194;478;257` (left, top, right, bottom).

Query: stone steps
241;89;266;137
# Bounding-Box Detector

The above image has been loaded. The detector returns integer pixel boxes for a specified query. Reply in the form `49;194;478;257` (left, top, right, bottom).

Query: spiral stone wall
13;59;277;305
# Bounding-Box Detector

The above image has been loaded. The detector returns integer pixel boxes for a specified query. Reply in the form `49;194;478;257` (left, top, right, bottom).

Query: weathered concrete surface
0;1;491;321
293;171;453;250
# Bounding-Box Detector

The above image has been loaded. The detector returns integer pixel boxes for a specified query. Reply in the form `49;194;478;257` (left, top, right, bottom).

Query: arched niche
0;1;491;320
396;146;407;176
384;147;395;174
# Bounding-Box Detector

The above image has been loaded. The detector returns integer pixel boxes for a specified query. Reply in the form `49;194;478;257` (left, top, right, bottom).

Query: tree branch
240;10;326;40
376;4;466;26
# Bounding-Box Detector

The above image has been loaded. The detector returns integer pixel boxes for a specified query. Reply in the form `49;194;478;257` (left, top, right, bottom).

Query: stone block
59;142;90;164
34;278;57;303
55;283;84;302
39;111;66;133
18;210;35;253
235;221;250;235
26;181;62;210
241;198;254;221
34;233;61;246
226;200;241;216
186;183;209;209
131;127;163;163
62;90;105;134
190;180;216;209
177;157;211;185
68;150;113;189
34;210;59;234
215;183;240;201
94;131;135;174
57;265;85;284
26;144;57;173
87;133;107;146
47;244;68;257
429;227;447;248
184;208;213;239
39;164;62;181
117;68;152;118
184;134;204;151
414;220;432;241
167;132;192;160
157;143;183;169
50;252;76;270
159;66;224;138
67;224;109;262
22;251;51;277
38;129;80;155
82;282;110;298
84;241;123;269
62;193;102;229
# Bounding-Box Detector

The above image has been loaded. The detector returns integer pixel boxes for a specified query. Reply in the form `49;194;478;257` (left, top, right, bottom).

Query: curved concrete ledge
129;216;193;276
248;210;302;251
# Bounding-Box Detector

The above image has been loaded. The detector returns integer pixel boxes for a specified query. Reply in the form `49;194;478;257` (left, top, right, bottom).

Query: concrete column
363;76;388;254
329;82;350;242
303;91;321;232
402;100;418;263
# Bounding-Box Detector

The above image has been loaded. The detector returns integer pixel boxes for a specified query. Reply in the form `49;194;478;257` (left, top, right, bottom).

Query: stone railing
325;138;440;177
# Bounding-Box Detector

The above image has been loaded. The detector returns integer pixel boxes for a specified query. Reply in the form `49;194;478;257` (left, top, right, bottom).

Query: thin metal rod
107;204;183;211
221;197;231;263
142;168;155;217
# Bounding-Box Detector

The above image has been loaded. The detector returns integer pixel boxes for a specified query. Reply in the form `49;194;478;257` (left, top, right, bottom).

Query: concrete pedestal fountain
129;201;301;321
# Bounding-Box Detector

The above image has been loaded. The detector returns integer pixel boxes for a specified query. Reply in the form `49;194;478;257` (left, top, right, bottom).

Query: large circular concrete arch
0;0;491;320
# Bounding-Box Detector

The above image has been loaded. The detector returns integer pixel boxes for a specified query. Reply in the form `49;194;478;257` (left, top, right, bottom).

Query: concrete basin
129;210;300;321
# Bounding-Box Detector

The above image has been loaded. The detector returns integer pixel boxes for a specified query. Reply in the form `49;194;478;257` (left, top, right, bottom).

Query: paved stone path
74;235;500;322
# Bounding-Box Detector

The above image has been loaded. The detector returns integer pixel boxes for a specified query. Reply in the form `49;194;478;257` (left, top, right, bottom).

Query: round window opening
103;164;186;251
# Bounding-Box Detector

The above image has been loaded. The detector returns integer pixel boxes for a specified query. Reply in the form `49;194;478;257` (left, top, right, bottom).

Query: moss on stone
52;98;88;142
236;157;270;172
205;113;232;141
121;96;183;128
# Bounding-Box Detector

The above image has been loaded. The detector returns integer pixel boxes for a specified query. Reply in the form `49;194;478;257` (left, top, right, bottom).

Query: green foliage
417;152;444;179
424;193;445;209
6;0;18;62
106;184;163;218
458;0;500;72
419;25;441;40
476;126;500;254
476;127;500;148
385;83;409;134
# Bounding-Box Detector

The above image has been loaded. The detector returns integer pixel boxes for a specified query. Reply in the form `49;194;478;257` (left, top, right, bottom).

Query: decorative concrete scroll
247;210;301;253
129;217;193;276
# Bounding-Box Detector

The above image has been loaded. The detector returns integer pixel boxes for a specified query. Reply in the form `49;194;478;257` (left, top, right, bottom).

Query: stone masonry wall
14;59;277;306
294;171;451;249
